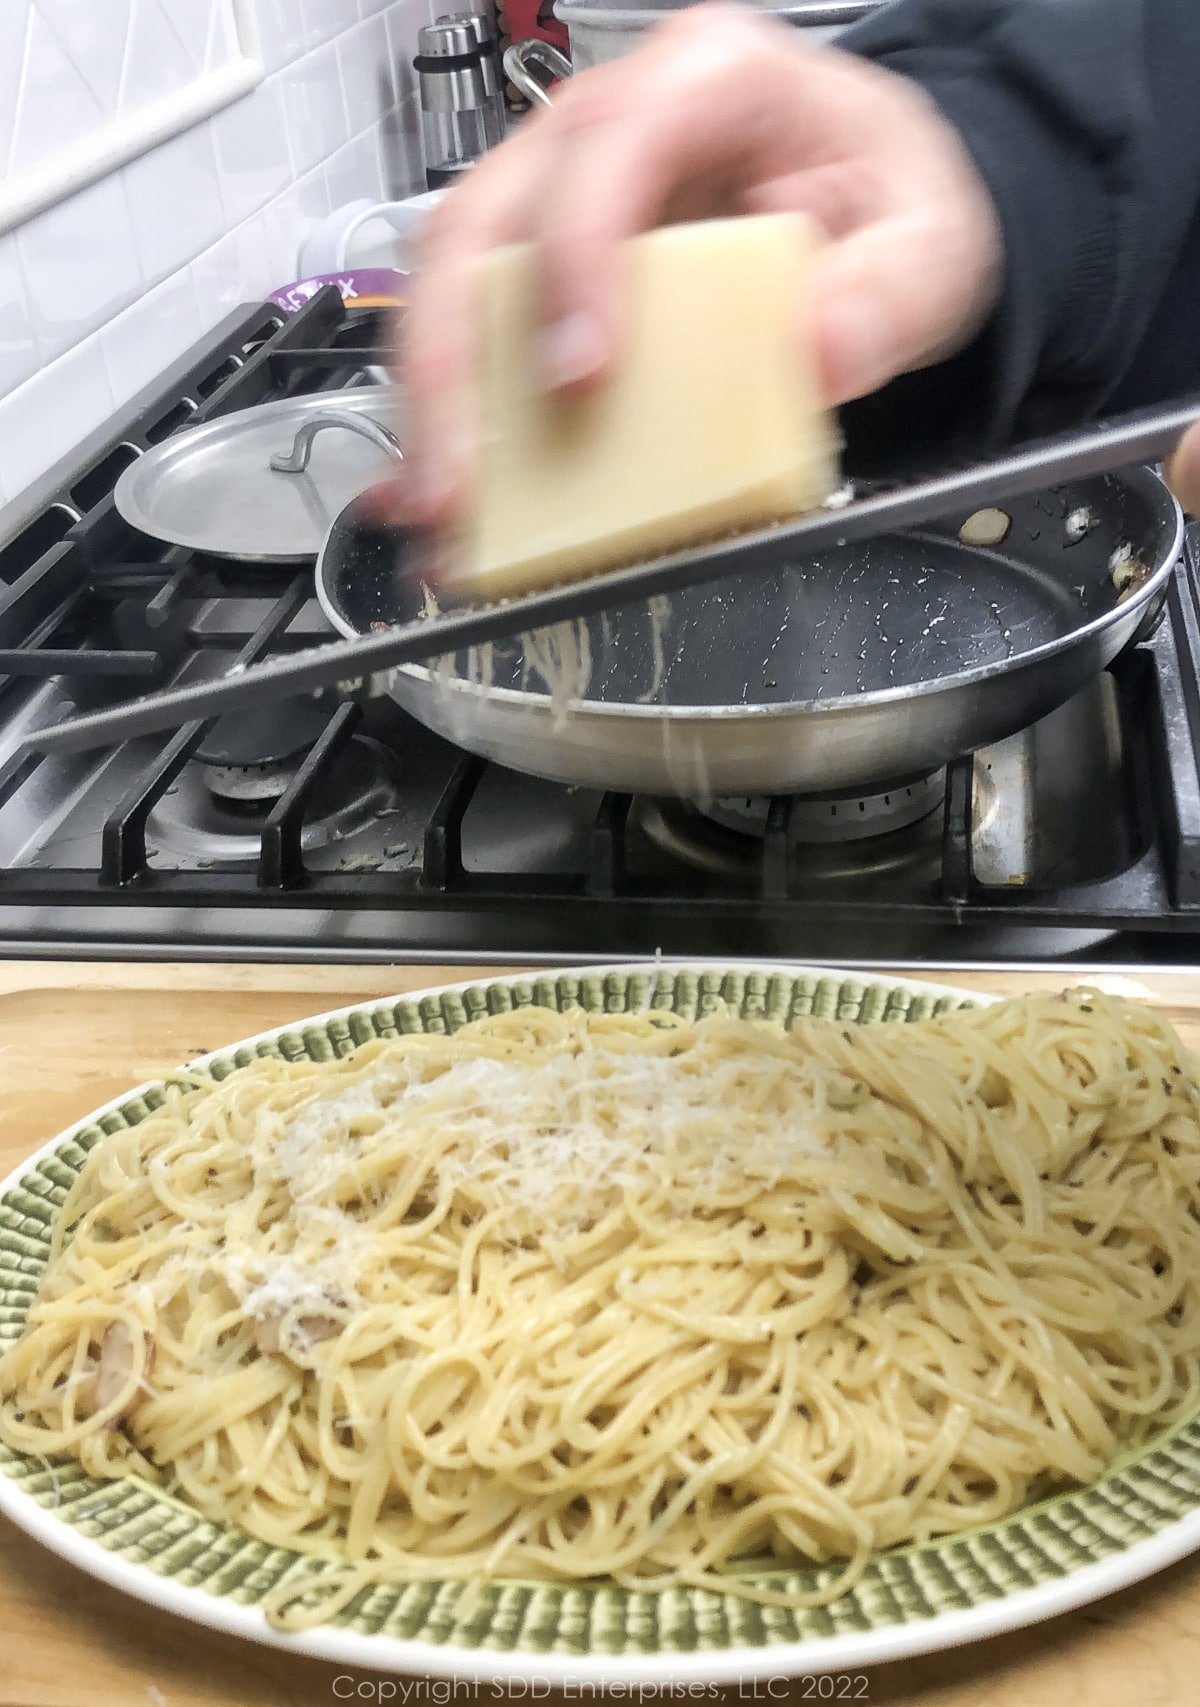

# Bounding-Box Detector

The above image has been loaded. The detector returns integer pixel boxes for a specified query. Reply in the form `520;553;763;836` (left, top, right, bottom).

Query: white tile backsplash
203;0;242;69
124;122;229;286
0;236;39;396
209;77;292;227
303;0;363;49
158;0;214;75
259;165;333;270
0;8;31;174
384;0;433;114
0;0;429;509
324;127;383;213
0;332;113;499
10;1;250;171
117;0;199;113
190;218;274;326
251;0;312;73
100;264;203;400
278;41;351;174
16;171;142;362
384;0;433;70
8;3;106;176
32;0;131;113
338;15;395;130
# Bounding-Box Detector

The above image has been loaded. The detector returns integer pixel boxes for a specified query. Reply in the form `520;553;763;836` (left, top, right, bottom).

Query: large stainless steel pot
315;467;1183;798
506;0;885;105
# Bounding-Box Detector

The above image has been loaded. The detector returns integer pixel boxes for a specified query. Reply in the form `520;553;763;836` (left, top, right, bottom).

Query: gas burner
636;774;947;887
192;695;332;768
147;736;403;866
700;772;947;844
202;762;294;806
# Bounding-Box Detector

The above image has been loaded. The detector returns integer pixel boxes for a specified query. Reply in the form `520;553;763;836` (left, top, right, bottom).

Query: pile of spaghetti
4;989;1200;1622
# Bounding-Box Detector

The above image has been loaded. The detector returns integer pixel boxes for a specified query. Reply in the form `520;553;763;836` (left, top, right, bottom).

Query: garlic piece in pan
1064;505;1099;544
958;507;1012;547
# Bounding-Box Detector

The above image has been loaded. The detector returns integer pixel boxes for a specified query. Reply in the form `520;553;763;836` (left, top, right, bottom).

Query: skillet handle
503;40;571;108
269;412;404;475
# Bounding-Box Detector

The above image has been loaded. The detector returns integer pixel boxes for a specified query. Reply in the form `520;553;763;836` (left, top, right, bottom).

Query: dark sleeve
834;0;1200;475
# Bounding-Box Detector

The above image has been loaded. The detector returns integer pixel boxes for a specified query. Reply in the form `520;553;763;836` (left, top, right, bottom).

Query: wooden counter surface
4;959;1200;1707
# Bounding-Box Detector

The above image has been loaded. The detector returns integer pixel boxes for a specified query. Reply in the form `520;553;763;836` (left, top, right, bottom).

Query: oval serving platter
1;961;1199;1685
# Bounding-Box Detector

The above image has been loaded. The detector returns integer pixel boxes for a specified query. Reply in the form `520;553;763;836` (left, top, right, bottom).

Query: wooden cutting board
4;959;1200;1707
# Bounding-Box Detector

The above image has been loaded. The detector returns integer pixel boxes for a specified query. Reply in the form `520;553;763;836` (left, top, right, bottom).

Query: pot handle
503;39;572;108
269;412;404;475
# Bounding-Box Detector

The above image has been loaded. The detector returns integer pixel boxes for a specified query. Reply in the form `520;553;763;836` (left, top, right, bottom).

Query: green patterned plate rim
1;960;1198;1685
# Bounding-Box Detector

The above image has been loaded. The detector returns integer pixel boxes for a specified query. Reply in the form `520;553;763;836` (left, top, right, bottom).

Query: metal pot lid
114;386;405;564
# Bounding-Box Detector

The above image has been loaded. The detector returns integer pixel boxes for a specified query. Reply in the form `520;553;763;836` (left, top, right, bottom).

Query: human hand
394;3;1004;531
1165;424;1200;514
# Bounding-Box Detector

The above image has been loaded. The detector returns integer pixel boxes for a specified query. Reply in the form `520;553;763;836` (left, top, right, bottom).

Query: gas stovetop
2;287;1200;967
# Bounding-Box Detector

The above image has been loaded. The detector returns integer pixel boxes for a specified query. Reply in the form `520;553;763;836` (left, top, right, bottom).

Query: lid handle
269;411;404;475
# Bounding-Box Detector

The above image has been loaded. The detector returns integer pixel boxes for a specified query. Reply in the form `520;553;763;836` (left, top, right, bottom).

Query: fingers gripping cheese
452;215;839;600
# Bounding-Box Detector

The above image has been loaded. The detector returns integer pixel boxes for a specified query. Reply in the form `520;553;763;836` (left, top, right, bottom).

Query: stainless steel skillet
315;465;1183;796
26;398;1194;761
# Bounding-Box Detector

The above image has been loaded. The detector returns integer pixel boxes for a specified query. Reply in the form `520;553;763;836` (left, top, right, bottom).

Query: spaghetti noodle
3;991;1200;1627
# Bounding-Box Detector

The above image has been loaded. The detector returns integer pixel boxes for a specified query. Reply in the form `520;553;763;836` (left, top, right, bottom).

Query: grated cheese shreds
420;595;672;730
195;1019;855;1328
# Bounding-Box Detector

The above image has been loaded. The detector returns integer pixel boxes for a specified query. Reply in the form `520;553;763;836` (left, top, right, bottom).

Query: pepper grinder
414;13;507;192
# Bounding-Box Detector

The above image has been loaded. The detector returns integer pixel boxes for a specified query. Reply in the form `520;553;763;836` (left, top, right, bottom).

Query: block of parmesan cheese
450;213;838;601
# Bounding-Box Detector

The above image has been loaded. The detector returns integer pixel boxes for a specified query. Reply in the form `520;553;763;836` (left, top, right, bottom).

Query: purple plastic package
268;269;409;314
